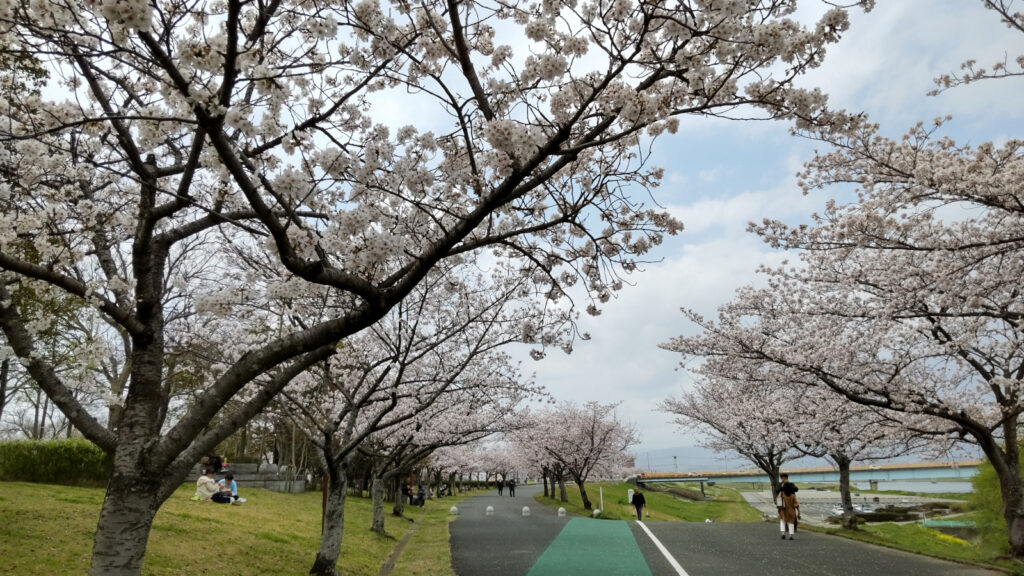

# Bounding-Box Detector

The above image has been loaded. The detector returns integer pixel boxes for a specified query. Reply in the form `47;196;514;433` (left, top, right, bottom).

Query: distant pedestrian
776;473;800;540
508;478;516;497
631;489;646;521
497;478;504;495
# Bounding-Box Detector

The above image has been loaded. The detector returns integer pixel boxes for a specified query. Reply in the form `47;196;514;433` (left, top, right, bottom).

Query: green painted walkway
526;518;652;576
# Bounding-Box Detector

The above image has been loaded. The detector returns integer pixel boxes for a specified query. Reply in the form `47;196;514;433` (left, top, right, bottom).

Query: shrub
970;453;1012;554
0;438;111;486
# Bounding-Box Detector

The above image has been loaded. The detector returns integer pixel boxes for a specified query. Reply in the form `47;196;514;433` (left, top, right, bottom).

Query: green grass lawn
807;521;1024;575
0;481;469;575
532;481;762;523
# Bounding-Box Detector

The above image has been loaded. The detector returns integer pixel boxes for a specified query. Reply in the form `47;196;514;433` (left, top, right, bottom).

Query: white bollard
592;508;601;517
486;505;494;516
450;506;459;515
522;506;531;516
557;507;567;517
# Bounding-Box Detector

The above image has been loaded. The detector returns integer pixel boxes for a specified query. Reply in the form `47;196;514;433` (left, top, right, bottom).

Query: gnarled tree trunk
310;468;348;576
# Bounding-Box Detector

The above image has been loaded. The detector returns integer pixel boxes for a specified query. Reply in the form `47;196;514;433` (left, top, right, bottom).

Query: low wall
188;462;307;493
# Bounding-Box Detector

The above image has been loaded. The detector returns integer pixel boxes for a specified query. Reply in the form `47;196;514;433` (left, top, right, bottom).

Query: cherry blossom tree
783;384;936;530
360;389;522;535
662;341;939;529
275;267;544;575
509;429;569;500
727;1;1024;551
516;401;637;509
659;370;802;501
0;0;873;571
662;1;1024;549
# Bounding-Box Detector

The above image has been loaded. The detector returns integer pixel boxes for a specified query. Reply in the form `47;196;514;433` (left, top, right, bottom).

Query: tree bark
0;359;9;426
310;468;348;576
88;473;161;576
88;320;169;576
575;478;591;510
392;476;406;517
834;454;857;530
984;423;1024;556
558;476;568;503
370;473;387;535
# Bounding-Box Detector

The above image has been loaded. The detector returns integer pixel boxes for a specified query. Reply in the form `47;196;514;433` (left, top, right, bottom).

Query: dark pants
634;505;643;520
212;492;233;504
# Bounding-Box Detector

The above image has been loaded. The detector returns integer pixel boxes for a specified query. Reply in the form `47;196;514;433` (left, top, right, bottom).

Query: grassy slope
807;522;1024;575
0;481;468;575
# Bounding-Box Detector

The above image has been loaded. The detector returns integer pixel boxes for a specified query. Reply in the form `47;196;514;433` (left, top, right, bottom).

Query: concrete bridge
637;460;981;488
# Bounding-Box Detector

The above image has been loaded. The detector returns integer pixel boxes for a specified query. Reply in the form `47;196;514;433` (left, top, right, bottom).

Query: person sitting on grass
218;472;246;505
193;468;220;502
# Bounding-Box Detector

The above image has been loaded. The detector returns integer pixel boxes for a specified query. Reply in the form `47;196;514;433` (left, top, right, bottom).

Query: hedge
0;438;112;486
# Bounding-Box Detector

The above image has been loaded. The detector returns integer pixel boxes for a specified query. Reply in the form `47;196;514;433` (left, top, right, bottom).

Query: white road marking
636;521;690;576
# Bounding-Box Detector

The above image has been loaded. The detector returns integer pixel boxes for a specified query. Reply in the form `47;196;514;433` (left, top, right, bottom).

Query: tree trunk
0;358;9;426
392;476;406;517
87;330;170;576
88;472;161;576
542;471;549;498
558;476;568;503
238;423;249;459
371;473;387;535
833;454;857;530
31;388;42;439
310;468;348;576
575;478;591;510
982;423;1024;557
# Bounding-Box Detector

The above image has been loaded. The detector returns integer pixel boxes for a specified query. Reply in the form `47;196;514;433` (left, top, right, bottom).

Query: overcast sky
507;0;1024;471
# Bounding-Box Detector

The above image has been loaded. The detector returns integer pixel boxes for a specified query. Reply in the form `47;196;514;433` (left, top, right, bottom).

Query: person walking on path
497;478;504;495
631;488;647;521
776;473;800;540
508;478;516;497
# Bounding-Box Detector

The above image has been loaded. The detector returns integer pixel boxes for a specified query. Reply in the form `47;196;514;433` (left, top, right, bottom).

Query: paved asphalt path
450;484;1001;576
450;483;568;576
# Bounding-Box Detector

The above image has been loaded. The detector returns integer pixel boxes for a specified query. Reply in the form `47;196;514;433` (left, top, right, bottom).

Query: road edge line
636;521;690;576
